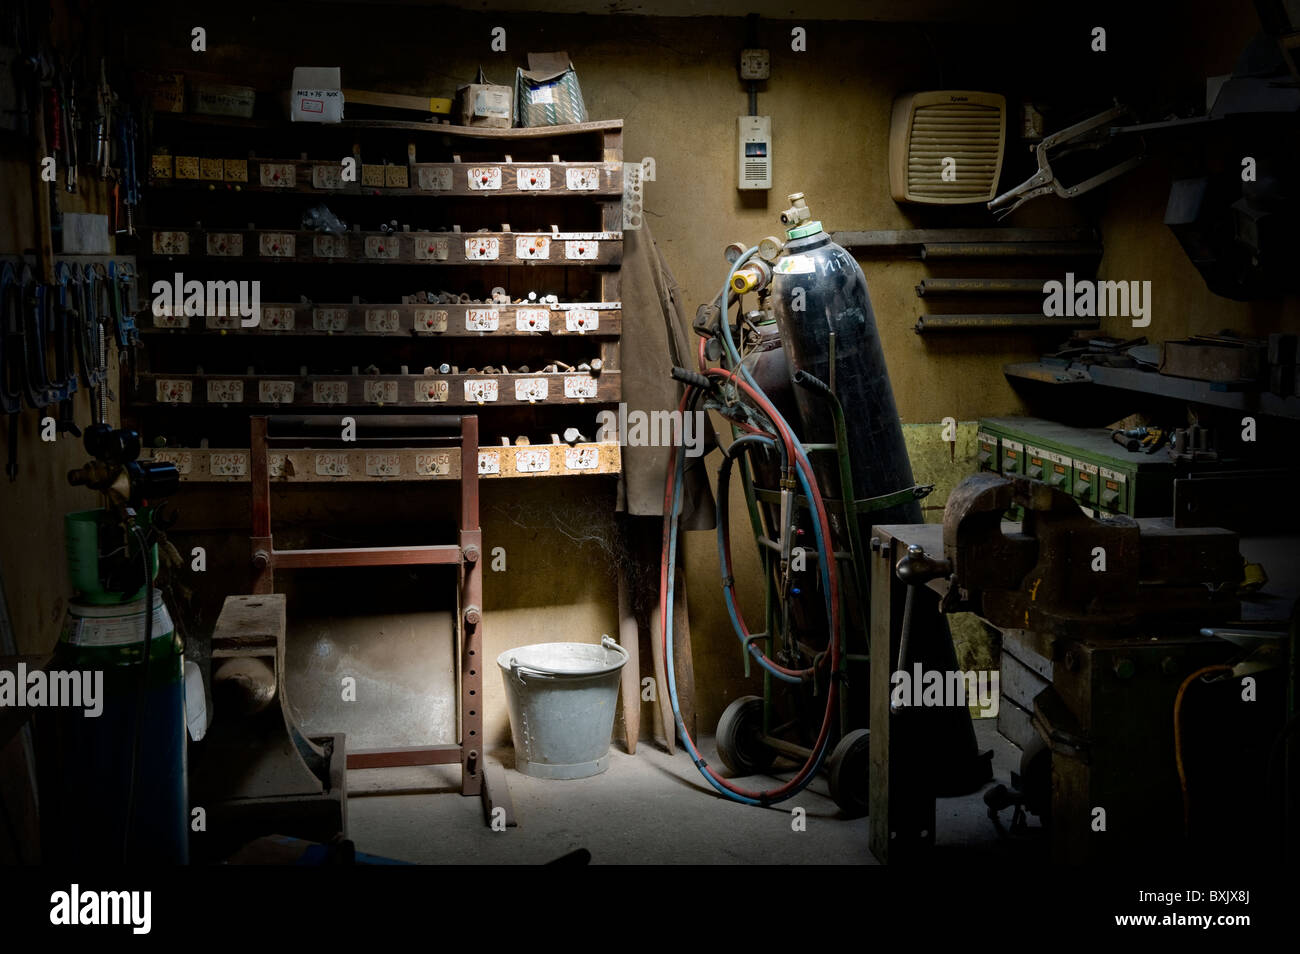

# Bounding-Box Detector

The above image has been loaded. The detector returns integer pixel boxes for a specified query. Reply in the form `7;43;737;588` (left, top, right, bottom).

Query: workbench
869;518;1296;865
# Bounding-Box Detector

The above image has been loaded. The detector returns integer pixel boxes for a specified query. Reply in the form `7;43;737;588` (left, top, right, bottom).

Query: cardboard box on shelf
456;67;513;128
290;67;344;123
189;81;256;118
138;71;185;113
515;52;587;128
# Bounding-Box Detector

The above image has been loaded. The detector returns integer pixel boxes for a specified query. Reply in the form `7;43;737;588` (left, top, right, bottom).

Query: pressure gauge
758;235;785;263
740;48;770;81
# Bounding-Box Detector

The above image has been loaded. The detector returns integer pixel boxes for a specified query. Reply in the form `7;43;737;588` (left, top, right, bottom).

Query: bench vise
934;473;1244;638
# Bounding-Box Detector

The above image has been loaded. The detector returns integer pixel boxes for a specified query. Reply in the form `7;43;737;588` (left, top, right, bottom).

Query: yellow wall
113;3;1044;743
6;1;1277;747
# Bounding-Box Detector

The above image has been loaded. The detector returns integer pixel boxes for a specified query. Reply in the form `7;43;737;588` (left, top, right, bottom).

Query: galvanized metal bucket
498;636;629;779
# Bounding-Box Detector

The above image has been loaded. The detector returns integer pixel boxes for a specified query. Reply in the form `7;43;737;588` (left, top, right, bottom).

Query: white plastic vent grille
906;102;1003;201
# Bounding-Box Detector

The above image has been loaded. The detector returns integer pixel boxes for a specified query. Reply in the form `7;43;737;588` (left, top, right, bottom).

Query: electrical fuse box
1000;438;1024;475
976;430;998;472
976;417;1174;518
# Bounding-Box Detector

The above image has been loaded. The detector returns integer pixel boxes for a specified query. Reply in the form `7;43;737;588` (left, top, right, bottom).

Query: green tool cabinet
975;417;1174;517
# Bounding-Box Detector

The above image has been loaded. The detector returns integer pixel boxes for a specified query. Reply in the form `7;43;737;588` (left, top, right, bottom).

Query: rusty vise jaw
940;473;1240;639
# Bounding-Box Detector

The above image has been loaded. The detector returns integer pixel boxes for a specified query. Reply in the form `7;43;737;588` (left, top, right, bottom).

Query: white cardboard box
290;67;344;123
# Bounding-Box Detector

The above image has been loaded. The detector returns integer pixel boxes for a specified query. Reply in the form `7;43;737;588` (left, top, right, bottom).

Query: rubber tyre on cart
827;728;870;817
715;695;777;776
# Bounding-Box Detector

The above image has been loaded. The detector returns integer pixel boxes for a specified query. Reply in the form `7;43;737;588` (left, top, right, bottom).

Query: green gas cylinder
36;515;188;864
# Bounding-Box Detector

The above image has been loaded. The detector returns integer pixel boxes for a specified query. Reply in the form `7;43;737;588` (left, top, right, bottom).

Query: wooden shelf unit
129;117;627;462
130;116;629;826
142;298;620;337
146;441;621;482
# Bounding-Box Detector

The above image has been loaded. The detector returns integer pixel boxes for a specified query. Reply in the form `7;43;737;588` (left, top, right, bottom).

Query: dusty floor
345;719;1032;864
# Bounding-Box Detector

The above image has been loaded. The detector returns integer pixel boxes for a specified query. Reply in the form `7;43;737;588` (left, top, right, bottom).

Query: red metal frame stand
248;414;503;818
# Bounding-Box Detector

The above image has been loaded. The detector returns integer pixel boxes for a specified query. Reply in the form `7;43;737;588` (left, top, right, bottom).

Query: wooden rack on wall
131;116;627;484
128;113;630;827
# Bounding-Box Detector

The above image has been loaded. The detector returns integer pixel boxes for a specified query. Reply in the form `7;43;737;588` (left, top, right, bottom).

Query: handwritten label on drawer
223;159;248;182
259;163;295;187
312;164;342;189
416;452;451;477
153;311;189;329
152;231;189;256
384;166;408;188
514;378;548;403
200;158;224;181
415;236;449;261
465;237;499;261
206;379;244;403
365;453;400;477
313;234;347;258
565;309;598;332
477;451;500;475
211;452;248;477
564;375;598;399
465;308;499;332
152;450;192;475
156;379;193;404
516;308;549;332
364;308;400;333
260;307;295;331
416;379;449;403
517;167;550;190
206;233;243;256
259;380;295;404
565;167;600;191
565;447;599;470
312;381;349;404
174;156;200;180
205;312;238;330
315;453;349;477
259;233;295;257
417;167;452;191
565;240;598;260
468;167;501;190
516;236;550;260
267;454;288;478
515;448;551;473
360;164;386;187
465;379;498;404
414;309;447;334
312;308;349;332
363;380;398;404
364;236;399;259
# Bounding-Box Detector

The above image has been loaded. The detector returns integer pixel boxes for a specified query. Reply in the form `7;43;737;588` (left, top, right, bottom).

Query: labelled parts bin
498;636;629;779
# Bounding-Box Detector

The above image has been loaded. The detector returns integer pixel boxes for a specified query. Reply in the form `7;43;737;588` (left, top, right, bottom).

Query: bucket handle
509;636;628;686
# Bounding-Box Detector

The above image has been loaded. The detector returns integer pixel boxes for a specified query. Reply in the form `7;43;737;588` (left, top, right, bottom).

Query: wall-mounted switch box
738;115;771;190
740;48;770;80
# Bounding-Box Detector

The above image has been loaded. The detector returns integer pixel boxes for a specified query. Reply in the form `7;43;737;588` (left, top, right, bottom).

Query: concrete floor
345;718;1035;864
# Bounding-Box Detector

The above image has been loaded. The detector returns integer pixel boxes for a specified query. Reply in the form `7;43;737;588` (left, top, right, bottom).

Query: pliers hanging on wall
988;104;1144;218
17;264;56;410
76;263;109;423
108;260;139;390
53;262;81;437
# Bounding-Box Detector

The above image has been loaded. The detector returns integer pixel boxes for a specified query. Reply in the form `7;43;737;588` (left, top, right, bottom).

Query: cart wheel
827;728;870;817
715;695;776;775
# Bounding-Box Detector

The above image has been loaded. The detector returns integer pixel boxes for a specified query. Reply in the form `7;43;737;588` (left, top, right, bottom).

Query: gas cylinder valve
779;192;811;227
